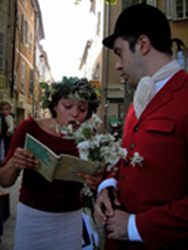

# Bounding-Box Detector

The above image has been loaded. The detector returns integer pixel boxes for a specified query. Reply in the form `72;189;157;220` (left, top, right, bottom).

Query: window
29;32;33;54
175;0;188;19
96;12;101;35
163;0;174;19
21;15;28;45
24;0;28;8
90;0;96;14
92;63;100;80
122;0;156;9
20;62;25;92
0;32;4;70
16;12;20;28
146;0;156;6
29;69;34;94
164;0;188;20
122;0;141;9
14;71;18;90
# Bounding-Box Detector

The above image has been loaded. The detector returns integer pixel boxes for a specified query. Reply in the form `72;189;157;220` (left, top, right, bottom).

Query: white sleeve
97;179;143;243
128;214;143;242
97;177;117;194
5;115;14;134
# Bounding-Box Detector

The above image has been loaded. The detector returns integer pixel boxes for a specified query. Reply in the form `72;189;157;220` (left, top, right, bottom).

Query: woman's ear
136;35;151;55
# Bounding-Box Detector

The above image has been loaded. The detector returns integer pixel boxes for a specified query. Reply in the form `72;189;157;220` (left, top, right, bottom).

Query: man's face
113;37;144;88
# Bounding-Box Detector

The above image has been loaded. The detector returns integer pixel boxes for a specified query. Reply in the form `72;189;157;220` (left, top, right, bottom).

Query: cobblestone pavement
0;175;21;250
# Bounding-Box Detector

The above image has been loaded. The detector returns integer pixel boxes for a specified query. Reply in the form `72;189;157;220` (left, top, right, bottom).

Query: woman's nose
71;107;79;117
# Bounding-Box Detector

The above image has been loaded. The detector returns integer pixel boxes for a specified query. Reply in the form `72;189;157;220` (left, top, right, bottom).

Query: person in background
0;101;14;156
0;109;7;164
95;4;188;250
0;77;102;250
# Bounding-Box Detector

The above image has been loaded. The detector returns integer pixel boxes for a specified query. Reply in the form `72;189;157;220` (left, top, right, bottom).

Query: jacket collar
136;70;188;123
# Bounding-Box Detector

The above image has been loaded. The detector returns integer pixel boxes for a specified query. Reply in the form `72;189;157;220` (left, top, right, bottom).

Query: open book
24;133;99;183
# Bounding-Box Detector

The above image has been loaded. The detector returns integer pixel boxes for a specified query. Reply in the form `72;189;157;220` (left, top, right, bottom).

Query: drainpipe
104;1;110;130
32;6;38;117
10;0;18;98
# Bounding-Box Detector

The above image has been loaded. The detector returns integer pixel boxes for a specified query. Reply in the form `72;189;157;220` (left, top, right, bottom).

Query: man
95;4;188;250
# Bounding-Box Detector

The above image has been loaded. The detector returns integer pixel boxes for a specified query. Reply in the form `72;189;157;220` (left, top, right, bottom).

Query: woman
0;77;102;250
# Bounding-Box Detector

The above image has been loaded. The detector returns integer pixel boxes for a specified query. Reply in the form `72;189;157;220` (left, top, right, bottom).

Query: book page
54;155;99;183
24;133;58;182
24;133;100;183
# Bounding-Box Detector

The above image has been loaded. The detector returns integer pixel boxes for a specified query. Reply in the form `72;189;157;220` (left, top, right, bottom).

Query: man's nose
115;60;123;71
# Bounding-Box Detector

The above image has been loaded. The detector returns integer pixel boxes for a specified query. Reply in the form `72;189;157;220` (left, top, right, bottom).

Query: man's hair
122;35;138;52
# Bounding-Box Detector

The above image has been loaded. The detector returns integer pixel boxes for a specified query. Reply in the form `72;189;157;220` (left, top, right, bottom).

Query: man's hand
95;187;121;224
106;209;130;241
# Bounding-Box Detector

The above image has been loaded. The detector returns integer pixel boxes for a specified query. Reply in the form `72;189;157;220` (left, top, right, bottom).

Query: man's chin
123;80;136;89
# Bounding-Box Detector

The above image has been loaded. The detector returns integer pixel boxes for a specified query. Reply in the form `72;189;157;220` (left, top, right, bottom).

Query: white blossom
131;152;144;167
92;114;103;130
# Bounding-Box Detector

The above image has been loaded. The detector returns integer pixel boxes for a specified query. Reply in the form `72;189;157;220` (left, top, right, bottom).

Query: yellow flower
104;0;117;5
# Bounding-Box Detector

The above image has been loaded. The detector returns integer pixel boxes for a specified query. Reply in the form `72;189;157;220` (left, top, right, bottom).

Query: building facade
0;0;52;127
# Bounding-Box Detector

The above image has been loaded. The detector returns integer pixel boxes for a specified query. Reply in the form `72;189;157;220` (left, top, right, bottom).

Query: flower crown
40;76;101;109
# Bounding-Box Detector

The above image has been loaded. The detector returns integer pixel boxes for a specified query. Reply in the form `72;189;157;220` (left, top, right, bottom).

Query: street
0;175;21;250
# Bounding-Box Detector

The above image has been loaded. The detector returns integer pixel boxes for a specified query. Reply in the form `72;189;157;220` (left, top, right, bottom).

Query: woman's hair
41;77;100;119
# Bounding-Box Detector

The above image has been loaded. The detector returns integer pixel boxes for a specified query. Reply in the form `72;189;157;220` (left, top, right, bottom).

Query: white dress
14;202;82;250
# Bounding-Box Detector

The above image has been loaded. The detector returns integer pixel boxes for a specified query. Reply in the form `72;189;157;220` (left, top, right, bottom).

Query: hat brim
103;34;117;49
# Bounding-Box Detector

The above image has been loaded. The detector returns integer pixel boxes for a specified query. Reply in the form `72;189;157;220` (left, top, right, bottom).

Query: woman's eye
79;107;87;113
64;104;71;109
80;109;86;113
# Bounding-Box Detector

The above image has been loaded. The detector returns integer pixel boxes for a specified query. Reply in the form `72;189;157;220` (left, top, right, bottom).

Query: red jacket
109;70;188;249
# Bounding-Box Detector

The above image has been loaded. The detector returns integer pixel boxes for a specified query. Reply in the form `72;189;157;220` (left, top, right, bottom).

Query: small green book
24;133;99;183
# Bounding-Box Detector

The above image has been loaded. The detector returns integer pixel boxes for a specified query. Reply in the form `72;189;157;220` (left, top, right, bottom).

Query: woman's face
54;97;89;130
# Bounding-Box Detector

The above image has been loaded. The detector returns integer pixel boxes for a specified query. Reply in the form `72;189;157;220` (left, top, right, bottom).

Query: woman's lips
69;121;80;128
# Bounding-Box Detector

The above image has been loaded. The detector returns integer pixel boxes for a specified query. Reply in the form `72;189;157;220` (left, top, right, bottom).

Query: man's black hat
103;4;172;53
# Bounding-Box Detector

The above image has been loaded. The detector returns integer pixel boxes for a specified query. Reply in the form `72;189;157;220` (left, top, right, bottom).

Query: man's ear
136;35;151;55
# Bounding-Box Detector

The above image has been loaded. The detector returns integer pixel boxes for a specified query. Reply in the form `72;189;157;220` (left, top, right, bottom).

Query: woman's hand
78;171;104;190
12;147;40;171
0;148;40;187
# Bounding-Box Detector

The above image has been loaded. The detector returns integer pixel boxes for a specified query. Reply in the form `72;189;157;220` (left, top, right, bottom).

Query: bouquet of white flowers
75;114;128;172
60;114;144;172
